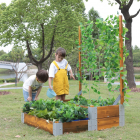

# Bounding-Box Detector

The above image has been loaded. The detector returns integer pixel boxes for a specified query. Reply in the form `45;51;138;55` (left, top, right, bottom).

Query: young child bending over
23;69;48;102
49;47;75;100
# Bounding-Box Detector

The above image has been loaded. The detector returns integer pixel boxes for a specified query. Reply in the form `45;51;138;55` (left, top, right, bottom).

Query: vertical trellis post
119;15;124;104
79;26;82;93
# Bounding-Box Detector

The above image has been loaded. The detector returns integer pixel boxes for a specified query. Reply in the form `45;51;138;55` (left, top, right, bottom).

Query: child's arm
35;86;42;101
27;86;32;102
49;77;53;90
69;69;75;80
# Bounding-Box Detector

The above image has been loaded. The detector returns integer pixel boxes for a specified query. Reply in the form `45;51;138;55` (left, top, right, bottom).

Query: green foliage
70;95;116;107
10;46;25;62
0;0;86;69
132;45;140;66
0;53;10;61
77;15;129;102
6;78;15;82
55;102;88;122
22;98;88;122
135;75;140;79
0;50;6;56
22;102;32;113
0;78;4;83
88;7;100;38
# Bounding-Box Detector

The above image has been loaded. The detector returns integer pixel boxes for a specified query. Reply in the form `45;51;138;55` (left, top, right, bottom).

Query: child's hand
49;86;53;90
70;74;75;80
34;97;38;101
27;96;32;102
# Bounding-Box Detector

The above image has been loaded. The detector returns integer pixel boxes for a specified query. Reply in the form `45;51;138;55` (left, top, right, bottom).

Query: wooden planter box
21;113;88;136
21;104;124;136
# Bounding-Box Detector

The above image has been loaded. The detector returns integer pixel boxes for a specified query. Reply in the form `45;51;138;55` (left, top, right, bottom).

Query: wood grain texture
119;15;124;104
97;117;119;130
63;120;88;133
24;113;53;134
97;105;119;118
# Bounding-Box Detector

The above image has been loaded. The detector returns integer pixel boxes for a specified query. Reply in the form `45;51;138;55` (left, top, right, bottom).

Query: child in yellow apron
49;47;75;100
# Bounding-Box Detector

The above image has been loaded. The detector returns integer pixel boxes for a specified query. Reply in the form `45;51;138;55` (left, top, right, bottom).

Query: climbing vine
77;15;130;103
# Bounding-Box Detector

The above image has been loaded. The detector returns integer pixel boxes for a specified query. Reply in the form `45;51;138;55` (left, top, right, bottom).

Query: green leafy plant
76;14;130;103
22;99;88;122
71;95;116;107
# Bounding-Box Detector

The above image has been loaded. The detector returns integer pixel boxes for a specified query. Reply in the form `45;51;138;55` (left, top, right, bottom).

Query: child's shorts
23;89;36;102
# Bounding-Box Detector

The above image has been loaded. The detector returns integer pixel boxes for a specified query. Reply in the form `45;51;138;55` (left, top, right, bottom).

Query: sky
0;0;140;53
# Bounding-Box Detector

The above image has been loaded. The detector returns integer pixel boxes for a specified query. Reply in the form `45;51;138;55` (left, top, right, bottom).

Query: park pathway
1;82;140;90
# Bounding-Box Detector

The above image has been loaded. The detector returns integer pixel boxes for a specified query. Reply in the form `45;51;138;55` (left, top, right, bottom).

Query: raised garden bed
21;99;125;136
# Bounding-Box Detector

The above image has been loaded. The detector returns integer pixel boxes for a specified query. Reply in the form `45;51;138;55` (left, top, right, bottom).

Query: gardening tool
46;88;56;98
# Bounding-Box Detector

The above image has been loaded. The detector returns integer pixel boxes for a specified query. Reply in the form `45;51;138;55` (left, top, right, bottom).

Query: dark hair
36;69;48;82
56;47;66;57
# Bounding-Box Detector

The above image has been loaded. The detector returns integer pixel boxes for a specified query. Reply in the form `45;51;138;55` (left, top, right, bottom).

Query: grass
0;80;140;140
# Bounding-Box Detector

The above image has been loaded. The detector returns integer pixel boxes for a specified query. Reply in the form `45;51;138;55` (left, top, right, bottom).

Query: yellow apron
53;61;69;95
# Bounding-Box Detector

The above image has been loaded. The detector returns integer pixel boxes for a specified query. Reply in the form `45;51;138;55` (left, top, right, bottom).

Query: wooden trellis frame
78;15;124;105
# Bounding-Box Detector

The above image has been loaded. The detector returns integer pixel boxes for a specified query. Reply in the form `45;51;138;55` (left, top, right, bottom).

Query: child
49;47;75;101
23;69;48;102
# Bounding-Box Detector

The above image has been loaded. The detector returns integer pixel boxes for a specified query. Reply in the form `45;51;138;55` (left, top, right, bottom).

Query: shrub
0;79;5;83
135;75;140;79
6;78;15;83
133;63;140;67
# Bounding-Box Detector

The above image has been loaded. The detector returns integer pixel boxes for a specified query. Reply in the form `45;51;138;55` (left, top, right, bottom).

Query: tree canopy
0;0;85;70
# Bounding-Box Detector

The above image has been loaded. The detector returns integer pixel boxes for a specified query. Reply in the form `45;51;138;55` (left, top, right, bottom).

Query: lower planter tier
21;104;125;136
22;113;88;136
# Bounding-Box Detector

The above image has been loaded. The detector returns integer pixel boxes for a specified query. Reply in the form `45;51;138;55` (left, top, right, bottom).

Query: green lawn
0;80;140;140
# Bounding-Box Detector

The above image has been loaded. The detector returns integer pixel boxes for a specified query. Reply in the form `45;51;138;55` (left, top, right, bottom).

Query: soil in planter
0;91;10;95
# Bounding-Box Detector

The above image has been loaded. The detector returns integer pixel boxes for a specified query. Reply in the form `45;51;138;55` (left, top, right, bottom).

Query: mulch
0;91;10;95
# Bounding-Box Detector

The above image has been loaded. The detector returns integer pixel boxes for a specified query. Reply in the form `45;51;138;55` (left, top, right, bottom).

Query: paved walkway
1;82;140;90
0;83;15;87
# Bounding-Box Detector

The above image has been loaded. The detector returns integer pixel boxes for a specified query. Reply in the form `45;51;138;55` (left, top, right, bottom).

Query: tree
0;0;85;70
85;0;140;88
88;7;101;80
114;0;140;88
10;46;27;83
88;7;100;38
0;50;6;56
0;53;9;61
132;45;140;67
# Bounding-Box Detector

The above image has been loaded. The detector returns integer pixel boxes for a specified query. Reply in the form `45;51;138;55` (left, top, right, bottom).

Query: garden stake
79;26;82;94
119;15;124;104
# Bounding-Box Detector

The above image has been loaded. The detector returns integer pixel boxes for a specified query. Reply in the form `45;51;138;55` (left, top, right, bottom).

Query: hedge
135;75;140;79
0;79;5;83
6;78;15;83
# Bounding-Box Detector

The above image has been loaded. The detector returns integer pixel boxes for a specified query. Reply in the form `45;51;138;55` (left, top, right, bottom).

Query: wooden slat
97;117;119;130
63;99;71;102
24;114;53;134
97;105;119;119
63;120;88;133
76;104;88;108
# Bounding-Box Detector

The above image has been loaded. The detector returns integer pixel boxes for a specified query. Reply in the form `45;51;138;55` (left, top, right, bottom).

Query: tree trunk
90;72;93;80
16;72;18;86
37;63;42;71
125;20;136;88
